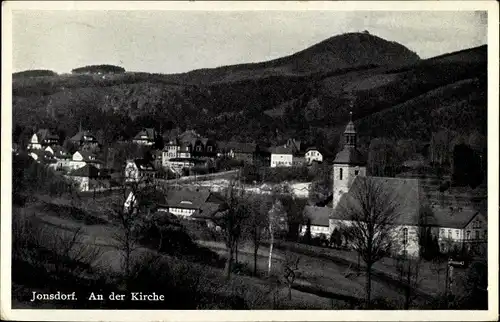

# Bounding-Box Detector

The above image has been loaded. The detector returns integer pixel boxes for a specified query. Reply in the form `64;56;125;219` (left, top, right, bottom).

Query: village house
305;147;333;164
301;206;331;237
27;129;59;150
432;205;487;252
132;128;157;146
66;164;109;192
28;150;58;169
44;145;72;172
270;146;293;167
123;187;227;227
217;141;259;165
270;138;306;167
124;159;156;182
166;157;207;175
68;151;103;171
70;130;99;150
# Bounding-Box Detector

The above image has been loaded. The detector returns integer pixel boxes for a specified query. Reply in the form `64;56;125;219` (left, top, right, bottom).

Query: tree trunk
225;245;233;280
288;283;292;300
235;242;239;264
253;240;259;276
405;261;411;309
365;263;372;308
268;231;274;276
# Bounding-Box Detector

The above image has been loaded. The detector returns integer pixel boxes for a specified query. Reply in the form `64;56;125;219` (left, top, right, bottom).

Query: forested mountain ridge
12;33;486;157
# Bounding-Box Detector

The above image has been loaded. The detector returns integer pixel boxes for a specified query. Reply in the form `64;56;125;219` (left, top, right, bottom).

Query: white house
124;159;156;182
270;146;293;167
305;147;324;164
68;151;102;171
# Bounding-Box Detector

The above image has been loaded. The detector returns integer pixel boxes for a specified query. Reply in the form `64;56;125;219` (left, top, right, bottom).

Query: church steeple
343;111;357;148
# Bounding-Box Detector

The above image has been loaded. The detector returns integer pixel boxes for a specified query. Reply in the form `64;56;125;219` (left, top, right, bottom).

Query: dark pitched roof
45;145;68;158
333;147;366;165
431;206;483;229
133;159;156;171
68;164;100;177
134;128;156;141
192;202;224;219
37;129;59;142
70;131;98;143
159;188;212;209
332;176;421;226
270;145;294;155
303;206;330;227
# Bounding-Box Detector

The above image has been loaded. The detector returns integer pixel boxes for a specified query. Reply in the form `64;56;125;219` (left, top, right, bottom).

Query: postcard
1;1;498;321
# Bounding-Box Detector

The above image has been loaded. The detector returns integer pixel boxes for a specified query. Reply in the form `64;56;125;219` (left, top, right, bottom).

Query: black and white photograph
1;1;498;321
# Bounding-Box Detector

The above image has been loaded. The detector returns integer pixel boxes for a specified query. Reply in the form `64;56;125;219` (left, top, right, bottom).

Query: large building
301;114;486;258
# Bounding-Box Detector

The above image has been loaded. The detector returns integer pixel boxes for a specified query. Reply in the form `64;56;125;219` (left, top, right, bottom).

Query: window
466;230;471;240
339;168;343;180
440;228;445;236
456;231;459;238
196;146;201;152
207;146;212;152
448;229;451;238
475;230;479;240
355;170;359;176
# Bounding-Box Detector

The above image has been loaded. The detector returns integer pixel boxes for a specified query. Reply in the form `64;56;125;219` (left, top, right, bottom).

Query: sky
12;10;488;74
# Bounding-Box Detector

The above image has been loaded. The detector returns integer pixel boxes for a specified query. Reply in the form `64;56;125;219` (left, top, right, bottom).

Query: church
302;114;487;258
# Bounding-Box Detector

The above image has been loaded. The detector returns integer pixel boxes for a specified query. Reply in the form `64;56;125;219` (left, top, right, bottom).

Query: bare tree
213;179;249;280
244;194;273;276
107;173;159;288
267;198;286;276
337;177;400;308
282;253;301;300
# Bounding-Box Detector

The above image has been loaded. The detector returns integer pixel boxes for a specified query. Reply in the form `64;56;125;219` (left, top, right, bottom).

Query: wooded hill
13;32;486;157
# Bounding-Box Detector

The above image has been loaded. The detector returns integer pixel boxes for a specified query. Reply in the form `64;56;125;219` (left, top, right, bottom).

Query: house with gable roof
27;129;60;150
66;164;109;191
124;187;227;227
217;141;259;164
132;128;158;146
124;158;157;182
69;150;103;171
70;130;99;150
270;138;307;168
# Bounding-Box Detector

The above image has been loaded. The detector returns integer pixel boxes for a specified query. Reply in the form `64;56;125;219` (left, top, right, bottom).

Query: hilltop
12;33;486;154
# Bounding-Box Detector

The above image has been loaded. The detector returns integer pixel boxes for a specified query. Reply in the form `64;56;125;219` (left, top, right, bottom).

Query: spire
343;112;357;148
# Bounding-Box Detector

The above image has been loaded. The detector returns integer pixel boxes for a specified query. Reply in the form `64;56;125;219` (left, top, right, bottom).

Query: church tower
331;112;367;210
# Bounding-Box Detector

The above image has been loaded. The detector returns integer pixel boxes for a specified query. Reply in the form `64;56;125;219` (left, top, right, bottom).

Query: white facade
332;164;367;211
162;145;179;166
305;150;323;164
300;225;330;237
27;134;42;150
329;219;420;257
271;153;293;167
164;207;196;218
125;161;140;182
